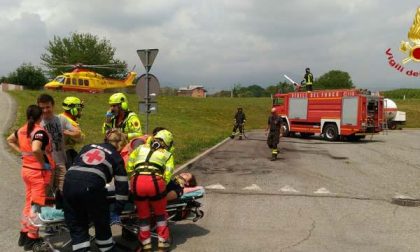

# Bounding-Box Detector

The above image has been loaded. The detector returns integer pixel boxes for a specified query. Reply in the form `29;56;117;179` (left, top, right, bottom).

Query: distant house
1;83;24;91
177;85;207;98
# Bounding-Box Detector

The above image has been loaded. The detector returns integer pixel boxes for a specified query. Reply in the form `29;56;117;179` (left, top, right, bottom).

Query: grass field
388;99;420;128
7;90;272;165
7;90;420;165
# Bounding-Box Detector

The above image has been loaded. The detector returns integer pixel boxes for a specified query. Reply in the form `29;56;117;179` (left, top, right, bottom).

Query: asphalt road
1;89;420;252
171;130;420;252
0;90;24;252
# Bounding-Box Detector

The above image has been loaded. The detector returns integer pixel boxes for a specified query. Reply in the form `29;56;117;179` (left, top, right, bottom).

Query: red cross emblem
82;149;105;165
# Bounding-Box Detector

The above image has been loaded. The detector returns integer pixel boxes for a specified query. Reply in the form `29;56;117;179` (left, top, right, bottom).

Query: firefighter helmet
62;96;83;116
109;93;128;110
305;67;310;72
154;129;173;148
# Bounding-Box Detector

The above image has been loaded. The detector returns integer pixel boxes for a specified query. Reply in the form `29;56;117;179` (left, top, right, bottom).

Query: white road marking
314;187;331;194
242;184;262;191
393;193;414;199
205;183;226;190
280;185;299;193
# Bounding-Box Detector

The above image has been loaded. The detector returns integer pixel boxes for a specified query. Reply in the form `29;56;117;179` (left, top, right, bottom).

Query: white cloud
0;0;420;91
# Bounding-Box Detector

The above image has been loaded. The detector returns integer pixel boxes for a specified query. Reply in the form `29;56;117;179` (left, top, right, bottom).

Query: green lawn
7;90;420;165
7;90;272;165
391;99;420;128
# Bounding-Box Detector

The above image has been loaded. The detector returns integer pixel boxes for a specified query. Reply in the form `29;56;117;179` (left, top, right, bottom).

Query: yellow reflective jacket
103;111;142;140
126;144;174;183
60;112;85;150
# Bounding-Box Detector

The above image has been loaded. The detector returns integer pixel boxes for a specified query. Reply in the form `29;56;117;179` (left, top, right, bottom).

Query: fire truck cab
272;89;384;141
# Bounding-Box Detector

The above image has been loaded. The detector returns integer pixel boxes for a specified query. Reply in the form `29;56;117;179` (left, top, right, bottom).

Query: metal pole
145;50;150;134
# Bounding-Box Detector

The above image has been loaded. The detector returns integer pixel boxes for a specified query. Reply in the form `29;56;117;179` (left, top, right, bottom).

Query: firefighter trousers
267;131;280;149
131;174;169;246
232;123;244;134
63;175;114;252
21;168;52;238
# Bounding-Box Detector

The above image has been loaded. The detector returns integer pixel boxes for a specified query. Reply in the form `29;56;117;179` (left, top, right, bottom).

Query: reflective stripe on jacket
18;124;55;170
60;112;85;149
127;144;174;183
304;73;313;85
103;111;142;140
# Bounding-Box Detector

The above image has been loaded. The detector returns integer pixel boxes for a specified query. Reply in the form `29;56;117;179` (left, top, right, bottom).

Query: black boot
18;231;28;247
271;154;277;161
23;237;42;251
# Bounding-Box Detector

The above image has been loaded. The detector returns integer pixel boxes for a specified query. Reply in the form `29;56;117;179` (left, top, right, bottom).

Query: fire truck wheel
323;124;338;141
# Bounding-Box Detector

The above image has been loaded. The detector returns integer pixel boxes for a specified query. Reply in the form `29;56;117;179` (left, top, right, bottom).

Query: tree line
211;70;354;97
1;32;354;94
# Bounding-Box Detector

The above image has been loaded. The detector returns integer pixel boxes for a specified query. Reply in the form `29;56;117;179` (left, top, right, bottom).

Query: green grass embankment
382;89;420;128
7;90;271;165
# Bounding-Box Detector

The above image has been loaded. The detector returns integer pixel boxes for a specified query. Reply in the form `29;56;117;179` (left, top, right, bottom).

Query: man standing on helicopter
103;93;143;141
61;96;85;169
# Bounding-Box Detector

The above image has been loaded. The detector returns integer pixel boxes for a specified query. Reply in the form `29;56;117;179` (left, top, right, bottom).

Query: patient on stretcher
166;172;198;201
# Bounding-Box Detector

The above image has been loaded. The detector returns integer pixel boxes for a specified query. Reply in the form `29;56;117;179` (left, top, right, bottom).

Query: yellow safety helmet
154;129;173;148
62;96;83;116
109;93;128;110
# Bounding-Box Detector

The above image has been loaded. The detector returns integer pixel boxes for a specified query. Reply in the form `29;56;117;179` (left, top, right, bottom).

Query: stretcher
28;206;69;252
114;187;205;243
27;187;205;252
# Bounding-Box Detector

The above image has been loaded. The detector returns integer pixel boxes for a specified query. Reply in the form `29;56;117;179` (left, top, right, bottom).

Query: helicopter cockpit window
65;78;70;85
55;76;65;84
84;79;89;86
78;79;83;86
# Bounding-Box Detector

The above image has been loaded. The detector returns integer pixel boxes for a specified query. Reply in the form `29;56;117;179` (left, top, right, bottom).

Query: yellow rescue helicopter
44;63;137;93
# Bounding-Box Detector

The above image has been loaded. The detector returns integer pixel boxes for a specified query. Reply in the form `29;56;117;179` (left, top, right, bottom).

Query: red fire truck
272;89;384;141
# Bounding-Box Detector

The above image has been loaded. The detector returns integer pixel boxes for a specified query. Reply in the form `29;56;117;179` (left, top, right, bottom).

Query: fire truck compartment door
289;98;308;119
342;97;358;125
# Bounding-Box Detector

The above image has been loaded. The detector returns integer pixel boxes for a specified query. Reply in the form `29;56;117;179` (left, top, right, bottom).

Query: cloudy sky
1;0;420;93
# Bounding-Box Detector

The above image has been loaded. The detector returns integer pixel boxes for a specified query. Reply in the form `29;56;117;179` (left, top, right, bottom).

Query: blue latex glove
110;212;121;225
43;163;51;170
106;111;114;118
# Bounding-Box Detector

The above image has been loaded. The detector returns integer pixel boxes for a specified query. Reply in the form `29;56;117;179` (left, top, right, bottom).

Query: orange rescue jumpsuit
18;124;55;239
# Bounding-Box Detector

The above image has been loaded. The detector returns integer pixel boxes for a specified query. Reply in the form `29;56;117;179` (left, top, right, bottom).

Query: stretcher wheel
32;241;50;252
193;210;204;222
121;226;138;241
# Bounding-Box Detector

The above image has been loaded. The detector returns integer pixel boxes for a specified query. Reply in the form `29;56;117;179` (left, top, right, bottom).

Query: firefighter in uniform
61;96;85;169
266;108;282;161
62;130;129;252
230;107;246;140
7;105;55;250
127;129;175;252
302;67;314;91
103;93;142;141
